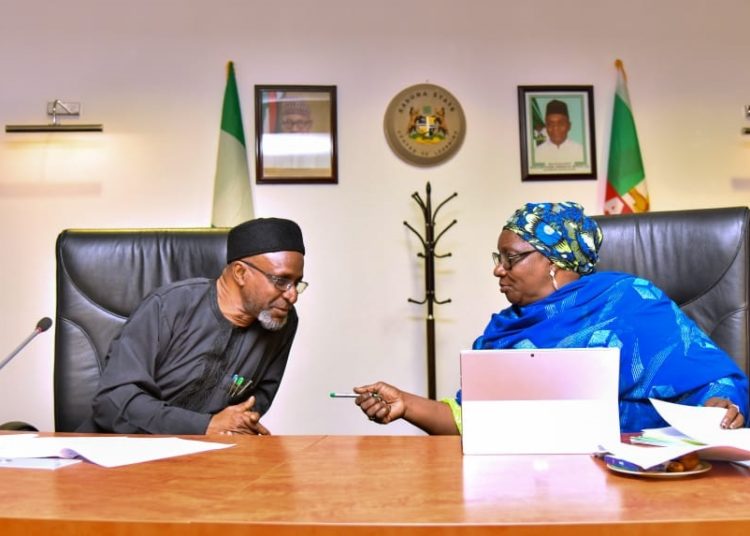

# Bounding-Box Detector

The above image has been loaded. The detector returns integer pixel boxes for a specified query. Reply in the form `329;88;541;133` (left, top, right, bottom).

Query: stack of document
601;398;750;470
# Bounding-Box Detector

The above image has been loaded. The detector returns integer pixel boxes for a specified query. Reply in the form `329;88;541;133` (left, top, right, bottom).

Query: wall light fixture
6;100;103;133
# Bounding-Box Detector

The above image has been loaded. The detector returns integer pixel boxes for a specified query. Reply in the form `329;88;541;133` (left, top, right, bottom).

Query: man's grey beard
258;309;288;331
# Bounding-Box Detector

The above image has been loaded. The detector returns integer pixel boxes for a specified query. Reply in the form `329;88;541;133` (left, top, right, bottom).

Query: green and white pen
329;392;381;400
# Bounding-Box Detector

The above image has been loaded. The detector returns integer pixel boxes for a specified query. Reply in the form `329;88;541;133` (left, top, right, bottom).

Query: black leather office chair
594;206;750;385
53;228;228;432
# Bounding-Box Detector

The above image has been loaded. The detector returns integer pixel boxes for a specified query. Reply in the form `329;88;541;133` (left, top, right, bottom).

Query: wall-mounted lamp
5;100;103;133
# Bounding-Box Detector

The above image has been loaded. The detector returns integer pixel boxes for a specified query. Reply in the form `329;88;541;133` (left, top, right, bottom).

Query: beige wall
1;0;749;433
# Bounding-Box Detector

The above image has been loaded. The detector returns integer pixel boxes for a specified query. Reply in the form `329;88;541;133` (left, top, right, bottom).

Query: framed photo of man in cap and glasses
255;85;338;184
517;85;597;181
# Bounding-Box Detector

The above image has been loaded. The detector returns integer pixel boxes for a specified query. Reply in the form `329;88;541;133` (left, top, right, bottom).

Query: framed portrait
517;85;596;181
254;85;338;184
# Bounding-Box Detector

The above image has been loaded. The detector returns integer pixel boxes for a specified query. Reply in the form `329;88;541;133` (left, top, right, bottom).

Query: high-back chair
593;206;750;392
53;228;228;432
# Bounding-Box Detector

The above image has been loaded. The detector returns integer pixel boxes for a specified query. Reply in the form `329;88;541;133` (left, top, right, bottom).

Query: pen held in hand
329;392;381;400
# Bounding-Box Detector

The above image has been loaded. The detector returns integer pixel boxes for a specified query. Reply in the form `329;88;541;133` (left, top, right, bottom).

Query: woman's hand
353;382;460;435
704;397;745;429
353;382;405;425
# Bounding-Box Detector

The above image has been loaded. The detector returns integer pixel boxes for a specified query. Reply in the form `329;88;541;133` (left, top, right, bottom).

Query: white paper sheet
649;398;750;447
0;435;233;468
601;398;750;469
0;457;81;470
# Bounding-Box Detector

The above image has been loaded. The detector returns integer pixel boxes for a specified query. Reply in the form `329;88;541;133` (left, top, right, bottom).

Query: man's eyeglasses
492;250;538;271
238;260;309;294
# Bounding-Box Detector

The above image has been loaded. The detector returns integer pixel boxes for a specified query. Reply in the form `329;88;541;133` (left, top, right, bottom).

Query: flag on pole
603;59;649;214
211;61;254;227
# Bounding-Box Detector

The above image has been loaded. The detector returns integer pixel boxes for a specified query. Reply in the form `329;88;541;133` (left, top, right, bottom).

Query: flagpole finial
614;59;627;82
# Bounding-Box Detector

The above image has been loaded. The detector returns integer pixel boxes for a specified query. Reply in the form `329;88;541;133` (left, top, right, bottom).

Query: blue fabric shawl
462;271;749;432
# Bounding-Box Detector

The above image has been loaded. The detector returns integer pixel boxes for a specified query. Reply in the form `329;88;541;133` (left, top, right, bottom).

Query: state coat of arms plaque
383;83;466;167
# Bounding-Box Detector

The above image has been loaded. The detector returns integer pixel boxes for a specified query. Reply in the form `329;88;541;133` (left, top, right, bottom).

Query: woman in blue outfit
354;201;748;434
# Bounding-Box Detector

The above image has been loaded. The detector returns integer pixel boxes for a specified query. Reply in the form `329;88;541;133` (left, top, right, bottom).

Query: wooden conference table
1;434;750;535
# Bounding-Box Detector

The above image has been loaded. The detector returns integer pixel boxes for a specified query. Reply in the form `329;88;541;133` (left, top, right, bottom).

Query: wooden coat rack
404;182;457;400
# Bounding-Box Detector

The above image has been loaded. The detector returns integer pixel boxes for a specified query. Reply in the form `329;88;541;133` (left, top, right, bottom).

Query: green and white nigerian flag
604;59;649;214
211;61;254;227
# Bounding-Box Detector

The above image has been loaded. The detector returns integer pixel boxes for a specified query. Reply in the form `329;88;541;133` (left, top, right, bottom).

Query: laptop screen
460;347;620;455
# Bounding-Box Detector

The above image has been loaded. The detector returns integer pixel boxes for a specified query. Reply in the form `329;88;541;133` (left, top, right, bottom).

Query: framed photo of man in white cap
517;85;597;181
255;85;338;184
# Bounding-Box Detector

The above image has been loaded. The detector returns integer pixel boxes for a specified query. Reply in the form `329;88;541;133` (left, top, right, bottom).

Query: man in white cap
78;218;307;435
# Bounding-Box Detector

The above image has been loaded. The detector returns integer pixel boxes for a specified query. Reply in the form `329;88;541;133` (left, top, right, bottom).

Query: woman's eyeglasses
492;250;538;271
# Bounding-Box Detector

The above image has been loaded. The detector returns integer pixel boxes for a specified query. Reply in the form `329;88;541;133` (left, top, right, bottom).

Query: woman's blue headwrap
503;201;603;275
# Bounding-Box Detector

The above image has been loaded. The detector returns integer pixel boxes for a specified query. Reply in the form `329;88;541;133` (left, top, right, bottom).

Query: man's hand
206;396;271;436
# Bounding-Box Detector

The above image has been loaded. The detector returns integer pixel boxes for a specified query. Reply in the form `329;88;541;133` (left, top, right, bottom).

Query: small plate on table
606;461;712;479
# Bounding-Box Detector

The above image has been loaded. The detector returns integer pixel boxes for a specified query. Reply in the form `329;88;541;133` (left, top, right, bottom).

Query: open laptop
460;347;620;455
